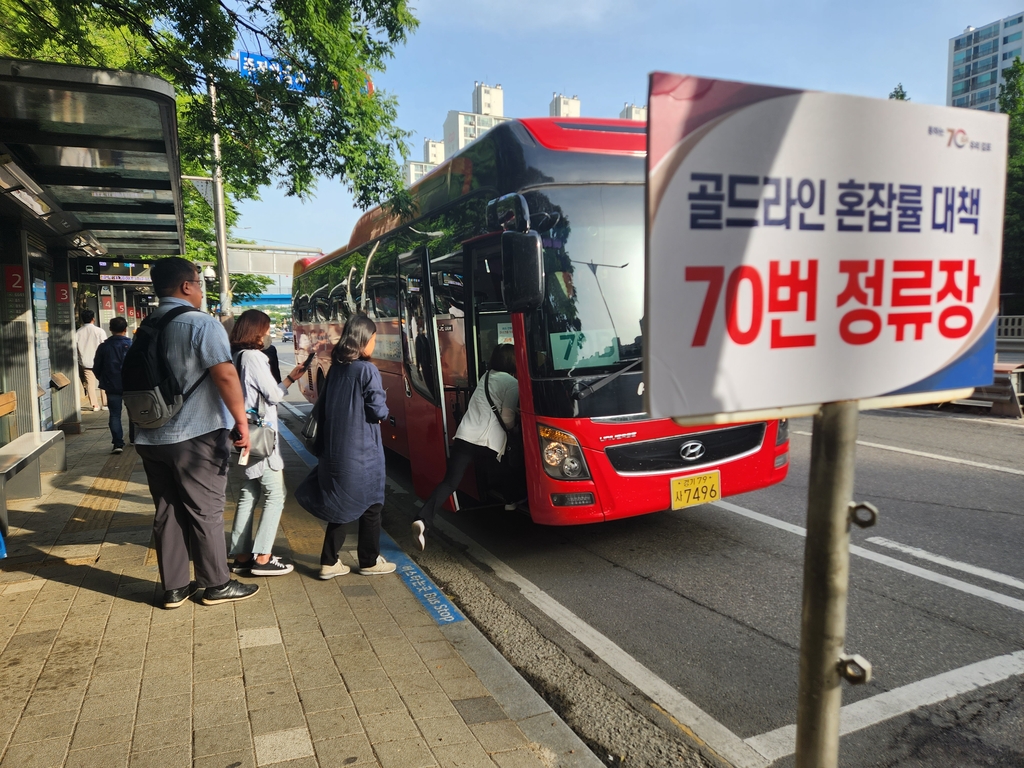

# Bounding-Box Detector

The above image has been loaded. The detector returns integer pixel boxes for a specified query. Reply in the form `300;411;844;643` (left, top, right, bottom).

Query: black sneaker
249;556;294;577
229;558;252;574
201;579;259;605
162;581;198;609
111;446;124;454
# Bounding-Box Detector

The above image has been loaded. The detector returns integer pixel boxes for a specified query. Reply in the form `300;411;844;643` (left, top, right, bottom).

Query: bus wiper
572;359;641;401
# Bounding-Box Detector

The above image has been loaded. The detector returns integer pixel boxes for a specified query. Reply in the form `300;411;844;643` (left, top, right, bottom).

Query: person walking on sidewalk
227;310;306;577
93;316;132;454
75;309;107;412
411;344;519;551
133;257;259;609
296;315;396;578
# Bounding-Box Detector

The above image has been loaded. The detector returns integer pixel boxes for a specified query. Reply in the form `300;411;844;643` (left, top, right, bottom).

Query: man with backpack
129;257;258;609
93;316;132;454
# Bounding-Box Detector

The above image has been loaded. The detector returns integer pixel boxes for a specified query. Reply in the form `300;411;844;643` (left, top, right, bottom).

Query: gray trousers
137;429;232;591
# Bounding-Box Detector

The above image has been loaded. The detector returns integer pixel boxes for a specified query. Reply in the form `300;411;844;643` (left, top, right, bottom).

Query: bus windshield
524;184;644;378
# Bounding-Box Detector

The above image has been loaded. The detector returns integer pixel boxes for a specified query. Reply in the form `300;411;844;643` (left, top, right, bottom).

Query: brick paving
0;411;585;768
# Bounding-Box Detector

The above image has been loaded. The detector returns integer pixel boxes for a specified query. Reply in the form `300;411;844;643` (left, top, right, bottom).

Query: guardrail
997;316;1024;338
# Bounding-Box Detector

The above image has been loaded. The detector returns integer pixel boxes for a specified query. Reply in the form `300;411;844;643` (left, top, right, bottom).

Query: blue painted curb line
278;421;463;625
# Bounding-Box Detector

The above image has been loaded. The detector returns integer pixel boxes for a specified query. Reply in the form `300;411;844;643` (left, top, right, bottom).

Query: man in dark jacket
94;316;132;454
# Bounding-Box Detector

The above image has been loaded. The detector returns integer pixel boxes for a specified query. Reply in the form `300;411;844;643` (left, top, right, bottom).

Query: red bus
292;117;789;525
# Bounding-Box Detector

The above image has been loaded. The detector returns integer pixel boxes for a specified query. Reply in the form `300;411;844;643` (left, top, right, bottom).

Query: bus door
465;237;525;504
428;250;470;449
398;248;450;499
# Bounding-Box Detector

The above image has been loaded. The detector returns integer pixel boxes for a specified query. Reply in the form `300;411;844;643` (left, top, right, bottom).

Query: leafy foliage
0;0;417;207
999;60;1024;307
888;83;909;101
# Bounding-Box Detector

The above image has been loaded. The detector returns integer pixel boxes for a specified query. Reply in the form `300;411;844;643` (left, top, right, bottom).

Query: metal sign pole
207;77;231;318
794;400;858;768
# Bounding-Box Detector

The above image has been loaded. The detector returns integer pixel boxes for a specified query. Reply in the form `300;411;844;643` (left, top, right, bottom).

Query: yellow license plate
671;470;721;510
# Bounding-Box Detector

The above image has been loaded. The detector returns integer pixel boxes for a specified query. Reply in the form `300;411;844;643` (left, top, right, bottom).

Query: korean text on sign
645;74;1008;420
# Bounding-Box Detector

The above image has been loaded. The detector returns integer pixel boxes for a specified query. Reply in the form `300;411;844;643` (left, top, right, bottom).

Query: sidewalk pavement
0;410;601;768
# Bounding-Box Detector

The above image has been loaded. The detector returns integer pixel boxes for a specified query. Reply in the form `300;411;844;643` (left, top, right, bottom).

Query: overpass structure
227;243;321;305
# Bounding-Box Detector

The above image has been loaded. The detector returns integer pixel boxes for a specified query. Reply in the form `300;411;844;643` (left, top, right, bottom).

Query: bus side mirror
487;193;531;232
501;231;544;313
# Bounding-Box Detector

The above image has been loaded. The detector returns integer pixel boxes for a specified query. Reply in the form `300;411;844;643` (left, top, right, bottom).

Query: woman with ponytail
295;315;395;577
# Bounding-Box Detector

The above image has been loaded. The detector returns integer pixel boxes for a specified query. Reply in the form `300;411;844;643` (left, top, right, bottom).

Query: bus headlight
537;425;591;480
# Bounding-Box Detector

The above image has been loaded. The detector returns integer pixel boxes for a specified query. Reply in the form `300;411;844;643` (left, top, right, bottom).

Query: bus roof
294;117;647;278
518;117;646;155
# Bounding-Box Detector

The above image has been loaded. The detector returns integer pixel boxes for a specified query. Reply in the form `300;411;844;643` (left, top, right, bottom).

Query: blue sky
234;0;1022;252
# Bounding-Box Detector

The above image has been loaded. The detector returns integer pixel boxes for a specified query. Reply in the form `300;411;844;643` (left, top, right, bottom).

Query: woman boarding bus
292;117;790;526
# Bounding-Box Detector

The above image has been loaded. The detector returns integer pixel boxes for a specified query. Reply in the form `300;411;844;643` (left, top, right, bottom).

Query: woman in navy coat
295;315;396;577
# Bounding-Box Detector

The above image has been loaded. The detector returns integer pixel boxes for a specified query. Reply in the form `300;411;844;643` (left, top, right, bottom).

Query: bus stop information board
644;73;1009;422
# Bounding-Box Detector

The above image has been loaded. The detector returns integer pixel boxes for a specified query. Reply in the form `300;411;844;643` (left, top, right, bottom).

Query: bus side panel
374;320;409;458
378;369;408;458
405;393;448;500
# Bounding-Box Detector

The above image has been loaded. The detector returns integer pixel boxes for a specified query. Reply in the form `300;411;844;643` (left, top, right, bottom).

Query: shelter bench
0;415;66;538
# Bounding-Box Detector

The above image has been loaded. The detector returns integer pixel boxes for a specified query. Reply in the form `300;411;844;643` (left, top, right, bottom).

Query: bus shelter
0;57;185;440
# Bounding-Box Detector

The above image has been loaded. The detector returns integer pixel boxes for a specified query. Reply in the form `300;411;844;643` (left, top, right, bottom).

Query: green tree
0;0;417;207
888;83;910;101
999;59;1024;307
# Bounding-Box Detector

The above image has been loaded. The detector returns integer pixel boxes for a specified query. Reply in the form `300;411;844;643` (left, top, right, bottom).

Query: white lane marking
745;650;1024;762
711;500;1024;614
280;401;312;420
792;431;1024;476
434;518;770;768
866;537;1024;592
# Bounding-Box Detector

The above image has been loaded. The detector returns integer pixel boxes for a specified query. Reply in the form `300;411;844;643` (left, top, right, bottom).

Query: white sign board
644;73;1009;422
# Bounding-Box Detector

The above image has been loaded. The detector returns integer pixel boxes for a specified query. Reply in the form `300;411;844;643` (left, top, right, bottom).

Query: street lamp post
208;77;232;317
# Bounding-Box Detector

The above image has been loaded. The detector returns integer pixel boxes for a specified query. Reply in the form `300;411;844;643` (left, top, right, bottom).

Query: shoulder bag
301;369;328;457
234;351;277;462
482;371;523;469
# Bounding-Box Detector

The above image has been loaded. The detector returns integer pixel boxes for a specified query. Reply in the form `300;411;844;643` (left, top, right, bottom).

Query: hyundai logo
679;440;706;461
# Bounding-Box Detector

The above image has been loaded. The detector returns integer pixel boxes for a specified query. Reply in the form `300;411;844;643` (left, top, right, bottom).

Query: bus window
367;276;399;319
431;252;469;426
469;242;511;381
430;251;465;317
399;250;437;403
328;282;348;322
472;244;503;308
310;284;330;322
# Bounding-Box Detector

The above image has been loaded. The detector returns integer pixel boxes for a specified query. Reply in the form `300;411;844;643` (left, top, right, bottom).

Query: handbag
234;352;277;462
301;396;322;457
301;370;328;457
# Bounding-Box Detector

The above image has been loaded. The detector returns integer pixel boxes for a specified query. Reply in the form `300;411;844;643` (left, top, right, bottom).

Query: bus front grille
604;423;766;474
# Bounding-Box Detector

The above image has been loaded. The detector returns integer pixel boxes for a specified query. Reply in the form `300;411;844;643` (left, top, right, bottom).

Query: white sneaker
100;406;109;411
358;555;396;575
412;520;426;552
319;560;350;579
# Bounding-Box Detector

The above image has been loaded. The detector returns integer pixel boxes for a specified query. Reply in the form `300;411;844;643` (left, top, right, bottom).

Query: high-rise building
472;82;503;116
620;102;647;121
550;93;580;117
423;139;444;165
444;83;511;158
948;13;1024;112
402;139;446;187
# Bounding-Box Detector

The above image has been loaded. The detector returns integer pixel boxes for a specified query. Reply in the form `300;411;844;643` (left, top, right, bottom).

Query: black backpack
121;305;209;428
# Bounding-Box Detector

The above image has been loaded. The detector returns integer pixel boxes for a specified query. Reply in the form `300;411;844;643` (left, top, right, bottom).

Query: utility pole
208;76;231;317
